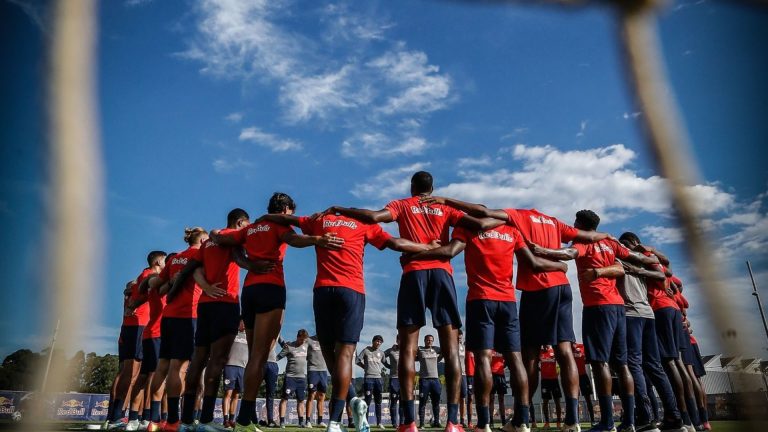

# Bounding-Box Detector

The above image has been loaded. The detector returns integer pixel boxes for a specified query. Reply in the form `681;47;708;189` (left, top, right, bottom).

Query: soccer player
144;227;207;432
108;252;165;429
278;330;310;427
307;334;330;429
489;351;507;428
539;346;562;429
176;208;252;432
572;343;595;426
327;171;502;432
417;335;443;428
458;331;468;428
105;281;137;430
528;210;642;432
672;280;704;431
465;351;475;429
126;251;168;431
256;202;442;432
685;322;709;431
357;335;386;429
418;196;612;432
223;322;248;428
209;194;343;432
384;336;402;427
615;234;687;432
620;233;697;432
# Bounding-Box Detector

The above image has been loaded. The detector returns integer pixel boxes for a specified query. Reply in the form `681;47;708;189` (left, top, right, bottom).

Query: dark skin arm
579;262;625;283
384;237;441;254
634;244;670;266
325;206;394;224
515;246;568;273
527;242;579;261
280;231;344;249
419;196;509;220
621;260;666;280
455;215;506;231
408;238;467;261
167;259;202;302
257;214;302;227
623;249;660;266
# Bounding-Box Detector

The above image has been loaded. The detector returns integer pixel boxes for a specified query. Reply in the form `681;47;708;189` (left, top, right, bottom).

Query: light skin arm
419;196;509;221
527;242;579;261
326;206;394;224
167;259;202;301
193;267;227;298
514;246;568;273
208;231;241;247
157;281;171;296
280;231;344;250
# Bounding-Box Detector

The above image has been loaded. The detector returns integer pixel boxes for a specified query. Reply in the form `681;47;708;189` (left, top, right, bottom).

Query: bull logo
61;399;84;408
0;397;13;407
94;400;110;409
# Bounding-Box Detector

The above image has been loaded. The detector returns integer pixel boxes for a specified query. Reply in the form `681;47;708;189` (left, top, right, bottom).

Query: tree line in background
0;349;119;394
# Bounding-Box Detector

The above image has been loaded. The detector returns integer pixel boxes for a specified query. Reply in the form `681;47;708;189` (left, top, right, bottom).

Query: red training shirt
540;346;558;379
465;351;475;377
198;228;241;304
143;285;166;339
299;215;391;294
491;351;506;376
124;268;154;326
573;343;588;375
645;256;678;311
452;225;526;302
158;246;203;318
504;209;578;292
385;196;464;274
572;238;631;307
227;221;293;287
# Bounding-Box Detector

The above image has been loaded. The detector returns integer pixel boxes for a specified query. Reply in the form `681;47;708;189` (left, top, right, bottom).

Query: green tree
0;349;42;391
82;353;119;394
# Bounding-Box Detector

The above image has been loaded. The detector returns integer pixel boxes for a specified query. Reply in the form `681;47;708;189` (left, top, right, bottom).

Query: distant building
699;354;768;394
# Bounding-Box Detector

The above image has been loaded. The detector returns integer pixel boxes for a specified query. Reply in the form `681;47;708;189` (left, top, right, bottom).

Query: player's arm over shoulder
330;205;394;224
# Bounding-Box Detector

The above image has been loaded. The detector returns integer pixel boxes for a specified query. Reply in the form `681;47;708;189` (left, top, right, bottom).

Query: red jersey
452;225;526;302
540;347;558;379
299;215;391;293
143;285;166;339
158;246;203;318
227;221;293;287
573;343;588;375
198;228;241;304
121;289;134;326
124;268;154;326
674;291;689;311
504;209;578;291
572;238;631;307
385;196;464;273
465;351;475;376
491;351;506;376
646;257;678;311
690;334;698;345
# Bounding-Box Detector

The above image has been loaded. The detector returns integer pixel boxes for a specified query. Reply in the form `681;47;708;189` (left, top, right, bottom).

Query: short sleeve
571;242;588;258
446;207;464;226
229;227;247;244
611;239;631;259
504;208;522;230
366;223;392;250
451;226;470;243
557;219;579;243
385;200;402;220
157;262;171;282
511;227;526;251
274;222;295;239
298;216;316;236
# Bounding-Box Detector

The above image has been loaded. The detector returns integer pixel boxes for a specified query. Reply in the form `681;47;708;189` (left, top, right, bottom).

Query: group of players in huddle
105;171;710;432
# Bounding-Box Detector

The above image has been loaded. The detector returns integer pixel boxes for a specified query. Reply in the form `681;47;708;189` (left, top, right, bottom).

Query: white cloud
341;133;429;158
369;48;452;116
321;3;393;42
640;225;684;245
351;162;430;203
576;120;588;138
212;156;255;173
224;112;244;123
457;156;493;168
239;127;302;152
125;0;153;6
623;111;642;120
279;65;369;123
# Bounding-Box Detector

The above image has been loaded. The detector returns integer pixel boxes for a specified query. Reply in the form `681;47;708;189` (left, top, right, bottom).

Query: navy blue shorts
465;300;521;352
195;302;240;347
541;378;562;400
223;365;245;391
308;371;329;394
140;337;161;374
680;334;694;365
364;378;383;397
582;305;627;365
678;322;690;352
241;284;286;329
519;284;576;347
418;377;441;400
283;377;307;401
460;376;468;398
118;325;145;362
397;269;462;329
691;343;706;377
492;375;507;395
388;377;400;395
579;374;593;396
347;381;358;402
313;286;365;345
265;361;279;397
466;377;474;395
653;307;682;360
159;317;196;360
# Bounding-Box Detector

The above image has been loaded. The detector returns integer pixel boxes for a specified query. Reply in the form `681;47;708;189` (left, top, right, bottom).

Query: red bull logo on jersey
410;206;443;216
477;230;516;243
171;256;189;266
0;396;15;415
323;219;358;229
529;215;555;226
248;224;271;235
57;399;86;416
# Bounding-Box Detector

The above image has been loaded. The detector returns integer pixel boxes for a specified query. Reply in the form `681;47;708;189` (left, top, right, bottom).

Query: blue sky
1;0;767;368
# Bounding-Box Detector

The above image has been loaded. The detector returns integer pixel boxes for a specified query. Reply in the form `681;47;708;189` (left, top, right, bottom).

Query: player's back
199;228;240;303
